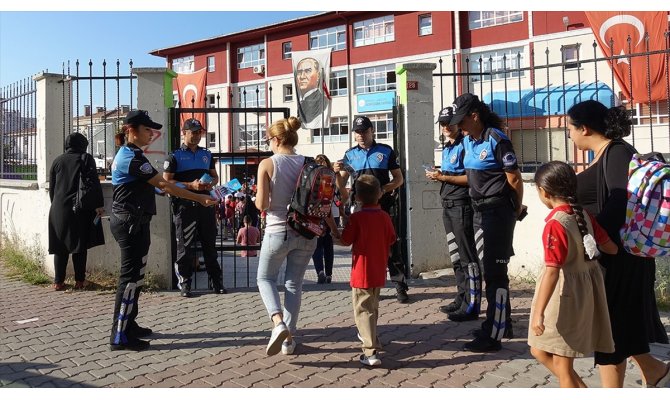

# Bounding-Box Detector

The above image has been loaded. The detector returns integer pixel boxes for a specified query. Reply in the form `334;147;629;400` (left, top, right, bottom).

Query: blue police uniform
164;144;223;294
463;127;518;343
343;141;406;289
109;143;158;347
438;134;481;318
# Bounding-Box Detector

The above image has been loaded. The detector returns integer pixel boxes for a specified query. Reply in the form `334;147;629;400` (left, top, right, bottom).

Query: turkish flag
175;68;207;129
585;12;668;103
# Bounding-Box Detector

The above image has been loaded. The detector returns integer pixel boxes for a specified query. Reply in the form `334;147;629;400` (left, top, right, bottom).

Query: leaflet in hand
210;178;243;201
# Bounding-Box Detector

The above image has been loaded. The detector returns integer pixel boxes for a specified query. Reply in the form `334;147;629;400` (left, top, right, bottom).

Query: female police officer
449;94;524;353
109;110;217;351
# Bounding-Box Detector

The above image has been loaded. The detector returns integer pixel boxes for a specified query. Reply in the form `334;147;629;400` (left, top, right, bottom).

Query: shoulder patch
163;160;170;170
139;162;154;175
502;152;517;167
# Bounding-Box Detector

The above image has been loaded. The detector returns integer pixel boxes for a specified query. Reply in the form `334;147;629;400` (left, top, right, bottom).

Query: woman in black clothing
109;110;218;351
48;132;104;290
568;100;669;387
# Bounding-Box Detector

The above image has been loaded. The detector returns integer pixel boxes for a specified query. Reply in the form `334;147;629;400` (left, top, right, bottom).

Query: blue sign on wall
356;91;396;113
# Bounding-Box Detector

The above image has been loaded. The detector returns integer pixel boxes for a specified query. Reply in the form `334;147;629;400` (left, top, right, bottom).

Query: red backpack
286;157;336;239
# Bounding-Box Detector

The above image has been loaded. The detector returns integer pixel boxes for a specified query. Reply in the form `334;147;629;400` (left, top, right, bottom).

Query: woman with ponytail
255;116;318;357
568;100;670;387
529;161;617;387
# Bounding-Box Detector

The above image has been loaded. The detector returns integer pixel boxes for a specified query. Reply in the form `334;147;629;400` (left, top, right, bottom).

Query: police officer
426;107;481;322
109;110;217;351
333;116;407;303
449;94;524;352
164;118;226;297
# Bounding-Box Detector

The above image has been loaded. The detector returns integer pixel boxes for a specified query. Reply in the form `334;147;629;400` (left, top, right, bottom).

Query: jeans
312;232;334;276
257;230;317;334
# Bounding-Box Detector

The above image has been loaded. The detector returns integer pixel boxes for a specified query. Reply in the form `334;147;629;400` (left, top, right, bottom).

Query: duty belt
471;195;510;211
441;198;471;208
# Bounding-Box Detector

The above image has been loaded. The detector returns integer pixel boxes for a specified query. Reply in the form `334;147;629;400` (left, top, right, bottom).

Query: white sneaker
359;352;382;367
281;339;297;355
266;322;289;356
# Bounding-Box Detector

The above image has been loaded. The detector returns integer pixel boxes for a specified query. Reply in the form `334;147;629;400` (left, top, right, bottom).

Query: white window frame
468;46;525;82
312;117;350;143
237;43;265;69
207;56;215;72
468;11;523;30
309;25;346;51
368;113;393;141
329;70;348;97
172;55;194;74
353;15;395;47
282;41;292;59
283;84;293;102
562;44;581;70
238;123;267;148
354;64;396;94
419;14;432;36
207;94;217;108
238;84;266;108
208;132;216;148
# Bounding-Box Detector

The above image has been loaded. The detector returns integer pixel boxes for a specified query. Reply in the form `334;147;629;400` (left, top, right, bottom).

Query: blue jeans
257;230;317;334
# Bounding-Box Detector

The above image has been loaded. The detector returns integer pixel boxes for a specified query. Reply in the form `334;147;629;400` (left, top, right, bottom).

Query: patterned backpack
620;152;670;257
286;156;336;239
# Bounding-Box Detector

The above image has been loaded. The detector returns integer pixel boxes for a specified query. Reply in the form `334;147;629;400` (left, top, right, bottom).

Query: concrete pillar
133;67;177;287
35;73;70;187
396;63;449;277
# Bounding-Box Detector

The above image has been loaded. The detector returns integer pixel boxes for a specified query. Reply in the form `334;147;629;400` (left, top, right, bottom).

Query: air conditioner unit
252;65;265;74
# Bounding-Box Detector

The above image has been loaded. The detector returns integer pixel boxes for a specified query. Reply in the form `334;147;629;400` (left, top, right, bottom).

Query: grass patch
0;237;50;284
58;269;163;294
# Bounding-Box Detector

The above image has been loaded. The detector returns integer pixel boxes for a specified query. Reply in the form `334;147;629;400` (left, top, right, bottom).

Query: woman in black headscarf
48;132;105;290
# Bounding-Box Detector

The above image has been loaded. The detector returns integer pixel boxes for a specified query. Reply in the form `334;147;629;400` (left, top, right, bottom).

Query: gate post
35;73;70;187
395;63;449;277
133;67;177;288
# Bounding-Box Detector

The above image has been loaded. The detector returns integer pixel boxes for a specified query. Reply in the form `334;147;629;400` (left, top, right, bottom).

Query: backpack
286;156;336;239
620;152;670;257
73;153;103;213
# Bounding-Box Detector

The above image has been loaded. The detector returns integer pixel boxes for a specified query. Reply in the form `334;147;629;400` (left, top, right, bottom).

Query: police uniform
438;133;481;318
109;142;158;349
463;127;518;343
164;143;224;294
343;140;407;290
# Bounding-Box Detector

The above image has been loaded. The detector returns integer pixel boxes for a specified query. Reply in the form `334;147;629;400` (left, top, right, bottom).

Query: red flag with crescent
175;68;207;129
585;12;668;103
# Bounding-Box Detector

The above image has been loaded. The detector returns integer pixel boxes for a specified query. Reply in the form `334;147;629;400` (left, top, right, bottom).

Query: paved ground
1;264;669;388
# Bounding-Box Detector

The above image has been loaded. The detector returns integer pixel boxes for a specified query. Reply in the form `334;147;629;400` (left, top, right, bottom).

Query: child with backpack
529;161;618;387
338;174;396;367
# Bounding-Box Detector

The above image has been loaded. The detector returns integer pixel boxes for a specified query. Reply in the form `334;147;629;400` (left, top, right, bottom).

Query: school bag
620;152;670;257
286;156;336;239
73;153;103;213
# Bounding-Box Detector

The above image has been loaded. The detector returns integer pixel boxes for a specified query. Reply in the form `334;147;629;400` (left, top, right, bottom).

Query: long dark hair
534;161;592;261
567;100;631;140
470;99;505;131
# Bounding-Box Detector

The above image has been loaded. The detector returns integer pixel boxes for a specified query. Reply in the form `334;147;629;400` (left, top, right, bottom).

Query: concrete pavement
1;266;669;388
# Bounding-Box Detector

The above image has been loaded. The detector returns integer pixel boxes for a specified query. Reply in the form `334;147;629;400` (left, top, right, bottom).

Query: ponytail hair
469;100;505;131
567;100;631;140
268;116;300;147
115;124;134;146
535;161;593;261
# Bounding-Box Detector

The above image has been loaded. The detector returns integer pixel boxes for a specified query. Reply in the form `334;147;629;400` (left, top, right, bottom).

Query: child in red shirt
237;215;260;257
528;161;618;387
339;174;396;367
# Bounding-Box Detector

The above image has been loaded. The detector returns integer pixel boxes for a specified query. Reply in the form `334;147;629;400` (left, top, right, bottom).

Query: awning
482;82;614;118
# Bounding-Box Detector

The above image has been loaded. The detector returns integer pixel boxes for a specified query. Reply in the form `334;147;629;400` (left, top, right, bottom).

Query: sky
0;11;317;88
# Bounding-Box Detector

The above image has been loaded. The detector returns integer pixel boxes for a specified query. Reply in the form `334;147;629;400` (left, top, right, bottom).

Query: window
283;84;293;102
312;117;349;143
369;113;393;141
419;14;432;36
354;64;396;94
329;70;348;97
237;44;265;69
208;132;216;148
207;56;215;72
353;15;394;47
562;44;580;70
172;55;194;74
309;25;346;51
468;47;525;82
282;41;292;59
238;84;266;108
468;11;523;30
238;123;267;148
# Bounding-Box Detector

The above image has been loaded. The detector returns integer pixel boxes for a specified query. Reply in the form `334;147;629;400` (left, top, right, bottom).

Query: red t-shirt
340;205;396;288
542;204;610;268
237;226;260;257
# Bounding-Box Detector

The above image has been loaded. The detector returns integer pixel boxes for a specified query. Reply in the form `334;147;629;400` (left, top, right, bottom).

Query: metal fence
0;77;37;180
434;33;670;172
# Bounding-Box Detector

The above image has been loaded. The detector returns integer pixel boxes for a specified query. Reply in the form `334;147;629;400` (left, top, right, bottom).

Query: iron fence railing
0;77;37;180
